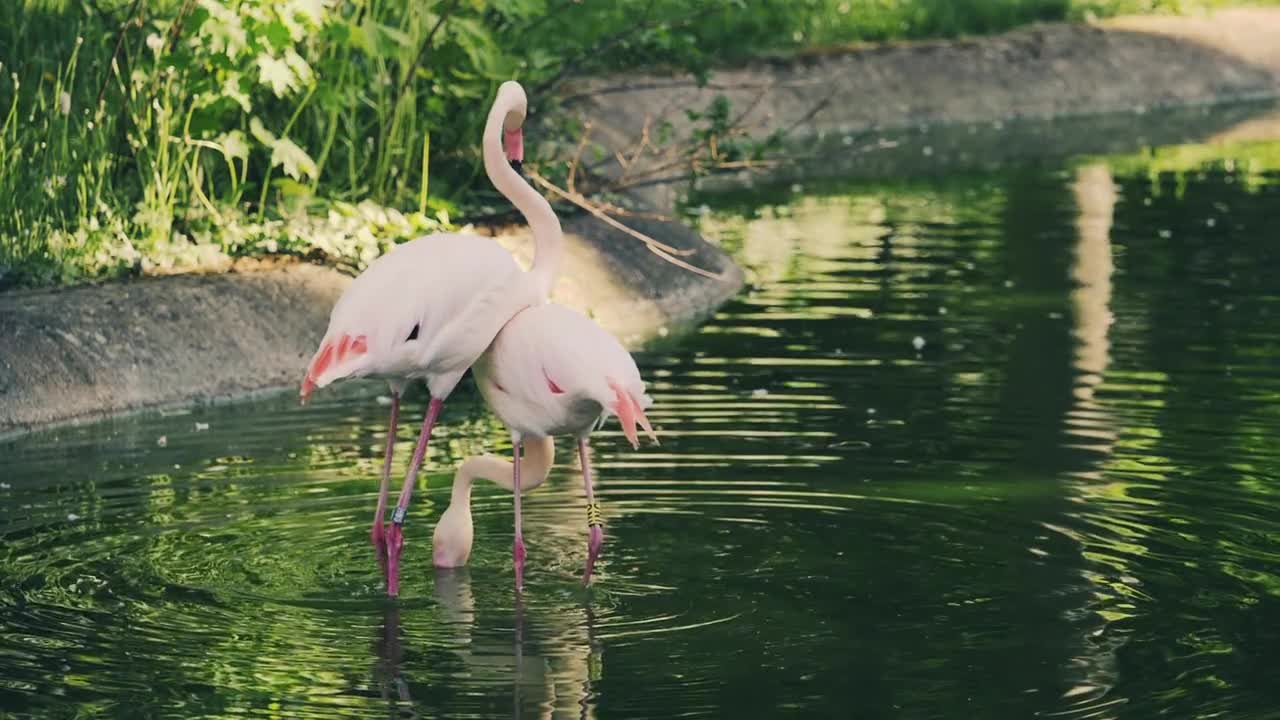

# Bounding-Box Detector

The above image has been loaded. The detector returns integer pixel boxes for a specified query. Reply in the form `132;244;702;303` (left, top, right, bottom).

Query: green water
4;131;1280;719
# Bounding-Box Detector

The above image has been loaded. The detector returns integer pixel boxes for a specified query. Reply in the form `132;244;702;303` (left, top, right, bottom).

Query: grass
0;0;1274;289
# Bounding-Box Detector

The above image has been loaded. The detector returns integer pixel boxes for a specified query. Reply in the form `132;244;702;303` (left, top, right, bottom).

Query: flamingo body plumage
301;234;537;401
473;304;656;445
299;80;562;597
457;303;657;588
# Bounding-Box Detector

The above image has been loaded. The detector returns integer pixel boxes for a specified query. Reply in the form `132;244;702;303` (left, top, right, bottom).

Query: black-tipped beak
509;159;523;174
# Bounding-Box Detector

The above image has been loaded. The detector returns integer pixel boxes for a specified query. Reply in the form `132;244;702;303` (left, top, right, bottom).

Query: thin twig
566;121;593;194
395;0;463;104
164;0;197;55
526;169;724;281
95;0;142;110
527;170;692;256
779;91;834;137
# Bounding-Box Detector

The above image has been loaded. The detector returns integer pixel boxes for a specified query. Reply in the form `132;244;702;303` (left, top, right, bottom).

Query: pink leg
512;437;527;591
579;437;605;585
386;397;444;597
371;391;400;576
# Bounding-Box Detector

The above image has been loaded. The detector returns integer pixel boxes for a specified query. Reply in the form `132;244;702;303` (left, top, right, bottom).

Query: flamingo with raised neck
299;81;562;597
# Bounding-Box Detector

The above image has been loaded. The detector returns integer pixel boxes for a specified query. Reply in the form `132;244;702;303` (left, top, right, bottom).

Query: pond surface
4;126;1280;718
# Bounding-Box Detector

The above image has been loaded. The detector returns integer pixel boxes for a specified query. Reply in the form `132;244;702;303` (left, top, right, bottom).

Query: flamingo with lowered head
435;303;659;589
299;81;562;597
431;437;555;569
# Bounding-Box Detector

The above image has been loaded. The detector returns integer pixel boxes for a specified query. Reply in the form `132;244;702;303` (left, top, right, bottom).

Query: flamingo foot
386;524;405;597
584;525;604;585
513;537;527;592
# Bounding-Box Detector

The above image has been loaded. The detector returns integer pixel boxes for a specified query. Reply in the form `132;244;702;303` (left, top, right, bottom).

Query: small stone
375;395;393;406
67;513;81;521
156;435;168;447
912;336;926;351
867;407;877;415
658;326;669;337
194;422;209;432
938;306;948;315
0;482;10;489
751;388;769;398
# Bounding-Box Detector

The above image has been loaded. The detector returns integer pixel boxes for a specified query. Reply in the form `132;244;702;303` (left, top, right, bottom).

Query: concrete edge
8;9;1280;436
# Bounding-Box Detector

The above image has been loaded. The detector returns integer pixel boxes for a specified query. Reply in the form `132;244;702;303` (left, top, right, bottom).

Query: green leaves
215;130;250;162
255;53;297;96
249;118;316;180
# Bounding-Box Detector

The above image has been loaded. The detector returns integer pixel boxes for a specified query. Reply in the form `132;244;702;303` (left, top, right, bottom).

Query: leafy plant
2;0;1273;288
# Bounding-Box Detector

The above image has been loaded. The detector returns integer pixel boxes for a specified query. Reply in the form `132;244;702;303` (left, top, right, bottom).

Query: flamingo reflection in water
371;570;601;719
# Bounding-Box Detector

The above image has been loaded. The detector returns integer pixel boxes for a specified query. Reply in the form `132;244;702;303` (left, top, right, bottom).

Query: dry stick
525;170;691;257
779;91;835;137
525;170;725;281
164;0;197;55
608;88;832;193
727;82;775;134
566;121;594;194
95;0;142;110
395;0;463;105
612;115;655;188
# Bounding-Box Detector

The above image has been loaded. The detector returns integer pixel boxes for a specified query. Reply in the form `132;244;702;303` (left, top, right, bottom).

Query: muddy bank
565;9;1280;207
0;212;741;436
8;8;1280;436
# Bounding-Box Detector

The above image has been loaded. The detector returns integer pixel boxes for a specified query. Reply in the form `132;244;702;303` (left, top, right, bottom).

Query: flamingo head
504;127;523;172
608;378;659;450
431;503;473;569
497;80;527;171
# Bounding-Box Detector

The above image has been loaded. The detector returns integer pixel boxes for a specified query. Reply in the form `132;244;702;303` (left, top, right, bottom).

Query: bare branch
526;170;725;281
94;0;142;110
566;121;593;194
396;0;463;104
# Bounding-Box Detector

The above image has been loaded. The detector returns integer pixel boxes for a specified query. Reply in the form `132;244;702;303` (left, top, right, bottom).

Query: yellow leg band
586;502;603;528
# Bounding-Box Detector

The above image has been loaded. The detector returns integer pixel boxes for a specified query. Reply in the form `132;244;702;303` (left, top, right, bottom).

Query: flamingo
299;81;562;597
437;303;659;589
431;437;555;569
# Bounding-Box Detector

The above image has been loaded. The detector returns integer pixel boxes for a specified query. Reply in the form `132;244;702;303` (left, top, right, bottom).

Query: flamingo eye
406;324;420;342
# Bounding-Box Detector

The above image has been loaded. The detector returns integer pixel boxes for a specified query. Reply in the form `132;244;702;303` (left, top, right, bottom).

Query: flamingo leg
370;390;400;576
579;437;605;585
512;437;527;591
386;396;444;597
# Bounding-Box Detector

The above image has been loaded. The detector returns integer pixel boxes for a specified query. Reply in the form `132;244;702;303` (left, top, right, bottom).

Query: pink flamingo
300;81;562;597
436;303;659;589
431;437;555;569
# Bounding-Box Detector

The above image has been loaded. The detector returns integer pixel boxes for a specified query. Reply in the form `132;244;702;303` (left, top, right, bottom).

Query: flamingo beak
504;127;524;173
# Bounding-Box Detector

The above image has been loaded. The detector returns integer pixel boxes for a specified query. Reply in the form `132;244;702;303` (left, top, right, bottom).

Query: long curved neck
483;100;563;298
448;436;556;508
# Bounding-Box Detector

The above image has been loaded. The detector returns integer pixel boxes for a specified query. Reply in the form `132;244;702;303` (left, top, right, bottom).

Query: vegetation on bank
0;0;1271;289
